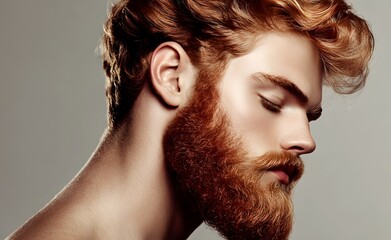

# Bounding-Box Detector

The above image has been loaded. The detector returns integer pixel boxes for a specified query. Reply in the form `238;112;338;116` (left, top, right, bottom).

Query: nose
280;116;316;156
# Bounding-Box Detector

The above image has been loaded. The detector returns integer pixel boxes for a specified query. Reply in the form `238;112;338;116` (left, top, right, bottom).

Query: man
7;0;373;239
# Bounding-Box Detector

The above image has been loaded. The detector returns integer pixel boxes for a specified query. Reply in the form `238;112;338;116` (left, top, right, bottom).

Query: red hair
101;0;374;127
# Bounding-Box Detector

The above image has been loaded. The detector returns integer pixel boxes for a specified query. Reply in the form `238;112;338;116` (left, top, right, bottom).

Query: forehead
224;31;323;105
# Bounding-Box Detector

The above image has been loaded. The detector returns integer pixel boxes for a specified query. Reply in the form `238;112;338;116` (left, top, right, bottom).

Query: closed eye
260;96;281;113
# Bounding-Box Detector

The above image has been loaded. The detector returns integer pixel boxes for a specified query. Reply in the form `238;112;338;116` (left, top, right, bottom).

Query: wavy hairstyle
101;0;374;128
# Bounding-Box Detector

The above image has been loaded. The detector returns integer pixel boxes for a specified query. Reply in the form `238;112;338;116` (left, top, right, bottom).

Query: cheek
223;93;280;157
244;102;280;156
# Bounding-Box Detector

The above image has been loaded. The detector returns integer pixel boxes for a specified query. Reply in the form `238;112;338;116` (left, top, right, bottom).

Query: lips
270;169;290;185
268;164;301;185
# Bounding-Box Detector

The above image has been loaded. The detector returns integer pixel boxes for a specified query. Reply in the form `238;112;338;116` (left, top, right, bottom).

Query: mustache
241;151;305;184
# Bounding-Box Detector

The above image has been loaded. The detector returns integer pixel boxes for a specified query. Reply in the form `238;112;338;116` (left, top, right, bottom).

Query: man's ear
150;41;195;108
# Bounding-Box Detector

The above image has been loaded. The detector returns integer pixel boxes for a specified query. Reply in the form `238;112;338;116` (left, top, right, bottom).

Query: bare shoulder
6;195;95;240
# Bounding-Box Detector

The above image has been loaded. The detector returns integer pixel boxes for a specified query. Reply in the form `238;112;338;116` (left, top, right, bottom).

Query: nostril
298;140;316;154
282;139;316;155
290;146;305;152
280;121;316;155
287;146;306;156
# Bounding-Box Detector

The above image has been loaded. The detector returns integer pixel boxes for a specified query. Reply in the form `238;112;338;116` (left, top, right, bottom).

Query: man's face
219;31;323;175
164;32;322;239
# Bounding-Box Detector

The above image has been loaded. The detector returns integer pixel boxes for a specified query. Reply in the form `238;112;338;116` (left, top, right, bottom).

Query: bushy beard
163;71;304;240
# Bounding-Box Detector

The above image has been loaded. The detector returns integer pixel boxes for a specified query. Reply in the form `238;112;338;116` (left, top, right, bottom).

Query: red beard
163;70;304;240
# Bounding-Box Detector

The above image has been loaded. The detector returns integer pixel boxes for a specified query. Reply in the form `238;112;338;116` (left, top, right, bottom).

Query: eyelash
260;96;281;113
260;96;322;122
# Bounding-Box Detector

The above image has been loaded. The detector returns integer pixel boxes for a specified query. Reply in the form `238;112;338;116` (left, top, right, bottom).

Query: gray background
0;1;389;239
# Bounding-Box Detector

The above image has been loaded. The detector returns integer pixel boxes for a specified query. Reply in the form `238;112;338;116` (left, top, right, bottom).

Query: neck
69;82;204;238
8;86;202;240
68;123;201;240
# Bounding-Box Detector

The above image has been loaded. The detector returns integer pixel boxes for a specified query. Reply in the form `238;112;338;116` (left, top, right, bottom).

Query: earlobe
150;42;194;108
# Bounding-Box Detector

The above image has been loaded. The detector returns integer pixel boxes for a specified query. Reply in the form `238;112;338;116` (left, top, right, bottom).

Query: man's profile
7;0;373;239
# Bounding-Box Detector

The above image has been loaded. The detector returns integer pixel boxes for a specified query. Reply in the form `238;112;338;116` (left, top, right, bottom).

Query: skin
219;31;322;185
7;31;322;240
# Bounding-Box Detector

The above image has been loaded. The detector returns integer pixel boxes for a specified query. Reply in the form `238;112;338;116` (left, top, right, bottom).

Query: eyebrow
251;72;309;103
251;72;323;120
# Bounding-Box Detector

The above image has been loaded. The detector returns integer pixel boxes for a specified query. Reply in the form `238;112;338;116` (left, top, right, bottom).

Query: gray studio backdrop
0;1;389;239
